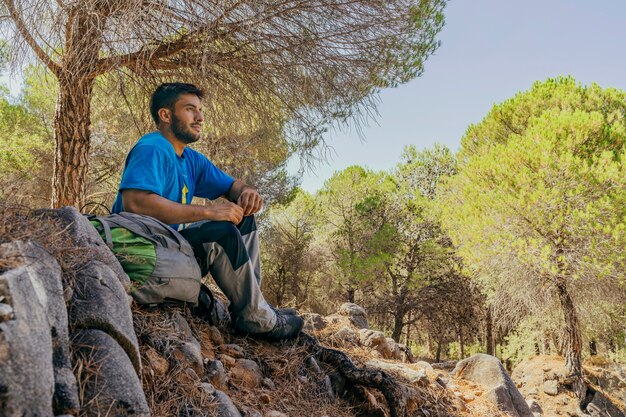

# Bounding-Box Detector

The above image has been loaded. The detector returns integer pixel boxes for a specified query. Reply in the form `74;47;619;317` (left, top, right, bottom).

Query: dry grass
0;202;96;290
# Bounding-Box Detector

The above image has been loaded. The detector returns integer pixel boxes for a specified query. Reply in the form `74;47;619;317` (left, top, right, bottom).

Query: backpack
88;212;202;306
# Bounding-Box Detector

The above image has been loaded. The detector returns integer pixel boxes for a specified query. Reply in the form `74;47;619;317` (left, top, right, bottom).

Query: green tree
377;144;460;342
440;77;626;397
260;189;326;310
2;0;446;208
316;166;394;303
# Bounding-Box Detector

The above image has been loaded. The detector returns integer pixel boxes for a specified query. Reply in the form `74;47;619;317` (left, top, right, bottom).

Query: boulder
0;241;56;416
453;353;533;417
231;359;264;388
301;313;327;331
69;260;141;373
206;359;229;390
366;359;430;386
169;312;204;376
358;329;386;348
333;326;359;346
214;390;242;417
71;329;149;416
586;390;626;417
1;240;80;414
338;303;368;329
41;206;131;290
542;379;558;396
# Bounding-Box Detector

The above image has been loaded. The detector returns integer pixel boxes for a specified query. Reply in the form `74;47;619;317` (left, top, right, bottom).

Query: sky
288;0;626;193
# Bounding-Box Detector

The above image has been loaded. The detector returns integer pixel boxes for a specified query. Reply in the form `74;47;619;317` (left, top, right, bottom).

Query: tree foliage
439;77;626;390
1;0;446;207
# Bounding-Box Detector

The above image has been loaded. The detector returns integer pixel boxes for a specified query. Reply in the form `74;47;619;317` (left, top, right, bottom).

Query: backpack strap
91;216;114;249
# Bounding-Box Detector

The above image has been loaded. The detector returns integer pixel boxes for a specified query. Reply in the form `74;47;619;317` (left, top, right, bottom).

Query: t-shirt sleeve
118;144;170;195
194;154;235;200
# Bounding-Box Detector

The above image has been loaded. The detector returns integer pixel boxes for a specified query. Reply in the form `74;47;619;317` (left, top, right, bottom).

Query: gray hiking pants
180;216;276;333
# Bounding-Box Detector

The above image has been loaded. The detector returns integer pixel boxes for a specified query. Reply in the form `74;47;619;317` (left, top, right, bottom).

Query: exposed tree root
297;332;408;417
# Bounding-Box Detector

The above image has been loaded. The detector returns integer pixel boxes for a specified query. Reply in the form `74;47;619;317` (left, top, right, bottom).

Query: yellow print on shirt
182;183;189;205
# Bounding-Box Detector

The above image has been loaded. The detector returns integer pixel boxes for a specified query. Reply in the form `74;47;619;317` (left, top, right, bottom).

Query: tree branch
5;0;61;76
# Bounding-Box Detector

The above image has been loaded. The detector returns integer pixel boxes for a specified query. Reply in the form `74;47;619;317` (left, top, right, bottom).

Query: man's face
170;93;203;144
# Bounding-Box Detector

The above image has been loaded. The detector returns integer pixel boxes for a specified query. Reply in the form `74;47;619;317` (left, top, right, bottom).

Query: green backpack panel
89;212;202;306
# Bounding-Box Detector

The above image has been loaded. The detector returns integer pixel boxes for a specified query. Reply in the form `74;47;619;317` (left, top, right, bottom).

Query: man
112;82;303;340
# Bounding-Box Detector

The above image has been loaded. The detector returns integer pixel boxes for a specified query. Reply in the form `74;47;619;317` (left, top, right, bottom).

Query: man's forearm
123;190;212;224
226;179;255;202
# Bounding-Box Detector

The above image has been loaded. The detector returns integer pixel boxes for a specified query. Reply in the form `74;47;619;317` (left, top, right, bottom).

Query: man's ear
158;108;172;125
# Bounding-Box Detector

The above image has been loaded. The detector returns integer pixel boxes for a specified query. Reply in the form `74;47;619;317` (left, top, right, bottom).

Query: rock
198;382;216;396
231;359;263;388
453;353;533;417
209;325;225;345
214;390;242;417
542;379;558;396
2;240;80;414
265;411;288;417
263;377;276;390
527;399;543;414
415;361;435;373
0;303;13;320
366;359;430;386
220;343;245;359
0;241;56;416
374;341;394;359
71;329;149;416
220;353;237;368
145;346;170;376
358;329;386;348
168;312;204;377
385;337;402;359
301;313;327;331
206;359;229;390
305;357;322;374
432;360;458;371
338;303;368;329
44;206;131;290
586;390;626;417
240;406;262;417
70;260;141;373
333;326;359;346
528;387;539;396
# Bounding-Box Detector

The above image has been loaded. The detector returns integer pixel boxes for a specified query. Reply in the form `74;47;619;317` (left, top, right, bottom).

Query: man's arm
122;189;244;225
225;179;263;216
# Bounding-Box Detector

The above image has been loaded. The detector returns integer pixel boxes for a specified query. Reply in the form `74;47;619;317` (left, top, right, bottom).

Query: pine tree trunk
485;305;495;355
51;5;105;208
391;309;404;342
555;279;585;399
52;76;96;208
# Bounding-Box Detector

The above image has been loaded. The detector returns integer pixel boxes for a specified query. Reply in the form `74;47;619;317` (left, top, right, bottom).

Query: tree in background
259;189;327;310
374;144;461;342
1;0;446;208
316;166;394;304
440;77;626;397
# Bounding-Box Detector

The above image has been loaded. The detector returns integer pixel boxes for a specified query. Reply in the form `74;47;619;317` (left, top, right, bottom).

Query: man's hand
237;187;263;216
209;202;244;224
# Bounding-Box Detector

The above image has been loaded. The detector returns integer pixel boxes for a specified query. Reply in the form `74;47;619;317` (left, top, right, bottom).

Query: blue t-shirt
112;131;234;230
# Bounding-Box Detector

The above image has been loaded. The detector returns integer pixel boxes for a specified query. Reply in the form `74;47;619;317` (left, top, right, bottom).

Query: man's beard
171;114;201;144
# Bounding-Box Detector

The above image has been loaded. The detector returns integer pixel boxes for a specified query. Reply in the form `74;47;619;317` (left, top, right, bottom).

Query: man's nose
195;110;204;122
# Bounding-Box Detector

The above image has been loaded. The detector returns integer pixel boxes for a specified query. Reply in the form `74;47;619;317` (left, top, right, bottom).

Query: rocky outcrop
453;353;533;417
71;329;149;416
0;241;60;416
0;207;147;416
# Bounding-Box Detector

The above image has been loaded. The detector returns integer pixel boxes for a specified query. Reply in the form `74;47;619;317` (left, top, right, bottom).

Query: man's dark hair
150;83;204;126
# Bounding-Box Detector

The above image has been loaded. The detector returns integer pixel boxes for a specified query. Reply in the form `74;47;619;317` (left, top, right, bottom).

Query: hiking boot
254;312;304;341
270;304;297;315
